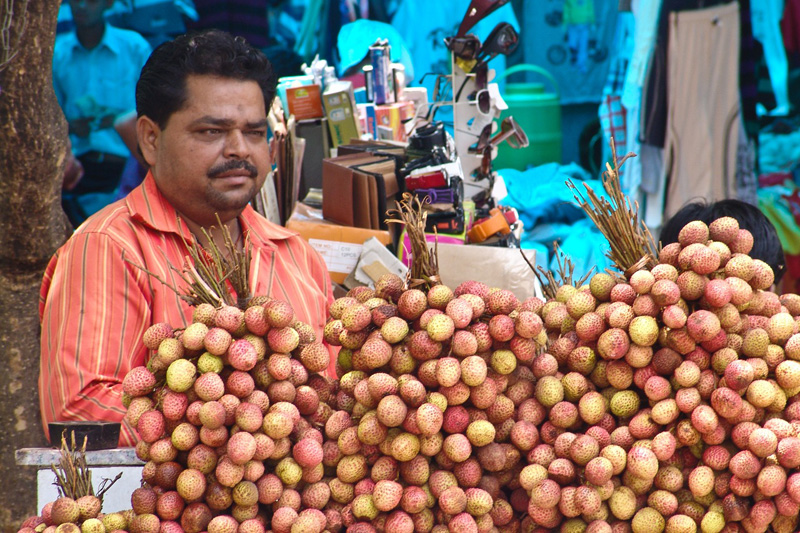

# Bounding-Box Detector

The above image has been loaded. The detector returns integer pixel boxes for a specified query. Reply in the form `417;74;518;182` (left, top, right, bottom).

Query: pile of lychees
18;215;800;533
512;217;800;533
316;274;548;533
17;493;105;533
20;294;337;533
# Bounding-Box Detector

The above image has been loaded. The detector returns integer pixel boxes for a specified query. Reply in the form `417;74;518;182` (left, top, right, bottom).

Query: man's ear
136;116;160;168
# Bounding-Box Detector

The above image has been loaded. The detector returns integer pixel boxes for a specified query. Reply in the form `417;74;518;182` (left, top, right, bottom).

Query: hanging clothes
738;0;761;139
735;112;759;206
662;2;741;218
641;0;733;148
520;0;619;104
781;0;800;59
599;12;634;166
751;0;791;114
620;0;662;203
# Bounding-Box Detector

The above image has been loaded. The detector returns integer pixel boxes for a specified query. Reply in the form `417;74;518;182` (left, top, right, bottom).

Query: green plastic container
495;64;562;170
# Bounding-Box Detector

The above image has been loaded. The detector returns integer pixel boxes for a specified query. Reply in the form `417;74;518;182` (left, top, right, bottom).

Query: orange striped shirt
39;173;335;446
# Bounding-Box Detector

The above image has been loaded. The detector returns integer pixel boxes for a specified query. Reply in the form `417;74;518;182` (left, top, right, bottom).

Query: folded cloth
500;163;613;280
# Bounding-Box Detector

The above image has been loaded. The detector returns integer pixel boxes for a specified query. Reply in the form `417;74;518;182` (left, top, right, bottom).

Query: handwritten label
308;239;363;274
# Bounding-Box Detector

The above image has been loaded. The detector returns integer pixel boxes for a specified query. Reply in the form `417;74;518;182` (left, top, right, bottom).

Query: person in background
40;30;335;446
53;0;152;227
659;199;786;285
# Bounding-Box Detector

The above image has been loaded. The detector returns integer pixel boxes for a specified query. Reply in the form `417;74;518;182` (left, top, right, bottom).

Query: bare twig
96;472;123;499
125;215;253;309
567;137;658;276
49;432;119;500
387;193;441;291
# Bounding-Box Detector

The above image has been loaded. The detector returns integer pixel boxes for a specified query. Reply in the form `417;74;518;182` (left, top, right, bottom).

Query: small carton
286;202;391;284
284;84;324;120
373;101;415;142
323;80;361;148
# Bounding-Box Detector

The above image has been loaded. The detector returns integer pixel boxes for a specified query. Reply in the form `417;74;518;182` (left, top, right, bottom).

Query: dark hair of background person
136;29;277;128
659;199;786;284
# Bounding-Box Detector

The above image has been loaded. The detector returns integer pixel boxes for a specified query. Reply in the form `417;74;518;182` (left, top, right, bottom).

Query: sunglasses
487;116;529;150
445;34;481;61
474;23;519;70
479;146;493;180
496;116;528;148
471;116;528;156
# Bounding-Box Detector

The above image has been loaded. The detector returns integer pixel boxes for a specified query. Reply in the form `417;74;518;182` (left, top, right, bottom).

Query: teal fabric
500;163;613;281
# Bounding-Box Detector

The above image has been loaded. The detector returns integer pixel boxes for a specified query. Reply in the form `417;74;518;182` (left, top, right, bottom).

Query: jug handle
496;64;560;99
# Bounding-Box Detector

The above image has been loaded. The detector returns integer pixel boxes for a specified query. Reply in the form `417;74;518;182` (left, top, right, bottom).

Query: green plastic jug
495;64;562;170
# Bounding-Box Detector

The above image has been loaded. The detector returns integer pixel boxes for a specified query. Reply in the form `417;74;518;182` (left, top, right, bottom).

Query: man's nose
224;130;249;158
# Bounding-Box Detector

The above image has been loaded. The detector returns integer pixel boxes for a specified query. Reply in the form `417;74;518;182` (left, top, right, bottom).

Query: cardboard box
436;244;542;300
286;203;392;284
284;84;324;120
323;81;361;148
359;101;415;142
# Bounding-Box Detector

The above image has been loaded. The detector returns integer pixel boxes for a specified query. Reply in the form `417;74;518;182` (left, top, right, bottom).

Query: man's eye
247;130;267;137
202;129;222;135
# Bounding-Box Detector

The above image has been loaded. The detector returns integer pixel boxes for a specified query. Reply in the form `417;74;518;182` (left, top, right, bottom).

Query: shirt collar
126;171;297;249
71;23;121;55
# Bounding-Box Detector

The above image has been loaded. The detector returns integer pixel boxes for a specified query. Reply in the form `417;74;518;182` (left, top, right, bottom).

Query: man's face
70;0;112;28
139;75;271;227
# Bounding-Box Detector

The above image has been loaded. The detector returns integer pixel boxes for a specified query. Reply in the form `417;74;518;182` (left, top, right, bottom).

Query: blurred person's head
660;199;785;284
69;0;113;30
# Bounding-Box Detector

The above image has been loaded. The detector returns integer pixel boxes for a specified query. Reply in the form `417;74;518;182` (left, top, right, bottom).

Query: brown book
322;153;399;230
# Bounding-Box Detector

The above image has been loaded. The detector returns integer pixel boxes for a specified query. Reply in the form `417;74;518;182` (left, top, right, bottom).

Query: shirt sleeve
39;231;152;447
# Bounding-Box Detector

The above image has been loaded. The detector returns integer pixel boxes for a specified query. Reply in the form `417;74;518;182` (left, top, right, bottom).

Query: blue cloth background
500;163;613;281
521;0;619;104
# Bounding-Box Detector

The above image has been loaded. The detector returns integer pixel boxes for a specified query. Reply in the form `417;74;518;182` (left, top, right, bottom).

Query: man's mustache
208;160;258;179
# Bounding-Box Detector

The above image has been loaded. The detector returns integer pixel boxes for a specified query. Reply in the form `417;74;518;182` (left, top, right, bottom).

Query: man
53;0;152;226
40;30;335;446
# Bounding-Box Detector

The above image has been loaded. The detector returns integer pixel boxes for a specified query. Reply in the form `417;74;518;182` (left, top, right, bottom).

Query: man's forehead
178;75;266;117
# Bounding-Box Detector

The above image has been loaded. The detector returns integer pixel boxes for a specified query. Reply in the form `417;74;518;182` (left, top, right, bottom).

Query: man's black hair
659;200;785;284
136;29;277;128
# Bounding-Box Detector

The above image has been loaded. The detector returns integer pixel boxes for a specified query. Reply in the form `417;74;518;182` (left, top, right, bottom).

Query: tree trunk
0;1;71;529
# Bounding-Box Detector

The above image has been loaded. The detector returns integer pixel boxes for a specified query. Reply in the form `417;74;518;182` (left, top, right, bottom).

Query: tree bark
0;1;71;530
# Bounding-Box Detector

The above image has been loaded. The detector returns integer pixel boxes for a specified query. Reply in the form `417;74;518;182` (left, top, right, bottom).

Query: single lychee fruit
704;278;732;307
686;310;721;342
486;289;519;315
679;220;710;246
123;366;157;397
427;284;455;310
589;272;615;301
709;216;739;244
